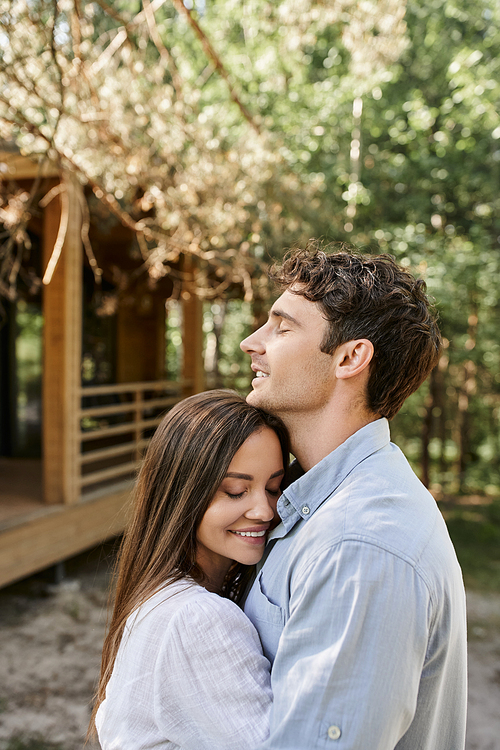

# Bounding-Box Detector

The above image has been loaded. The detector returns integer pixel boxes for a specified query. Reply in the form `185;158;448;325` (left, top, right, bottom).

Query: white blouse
95;580;272;749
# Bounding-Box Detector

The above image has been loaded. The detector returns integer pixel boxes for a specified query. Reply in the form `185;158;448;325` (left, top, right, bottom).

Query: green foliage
353;0;500;494
440;497;500;591
203;299;254;392
165;301;183;379
192;0;500;498
210;0;500;496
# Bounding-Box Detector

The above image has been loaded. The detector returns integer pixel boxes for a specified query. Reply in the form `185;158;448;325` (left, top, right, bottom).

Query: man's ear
334;339;374;380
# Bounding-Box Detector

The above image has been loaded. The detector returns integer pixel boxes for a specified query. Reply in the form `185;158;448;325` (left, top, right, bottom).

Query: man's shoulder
303;438;431;518
289;444;455;576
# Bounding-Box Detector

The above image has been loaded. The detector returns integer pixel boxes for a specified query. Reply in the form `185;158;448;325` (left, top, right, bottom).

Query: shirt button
301;505;310;515
328;725;341;740
282;499;290;506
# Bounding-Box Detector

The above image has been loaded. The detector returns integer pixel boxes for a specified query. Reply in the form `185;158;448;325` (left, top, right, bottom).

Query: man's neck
283;404;380;473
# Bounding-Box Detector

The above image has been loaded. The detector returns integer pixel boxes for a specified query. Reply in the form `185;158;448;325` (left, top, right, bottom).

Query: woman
91;390;289;749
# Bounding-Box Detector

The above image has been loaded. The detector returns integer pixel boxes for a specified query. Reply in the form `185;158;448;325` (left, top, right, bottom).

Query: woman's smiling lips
229;526;269;544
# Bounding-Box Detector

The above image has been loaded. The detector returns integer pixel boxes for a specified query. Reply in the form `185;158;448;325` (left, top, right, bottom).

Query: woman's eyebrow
225;469;285;480
270;470;285;479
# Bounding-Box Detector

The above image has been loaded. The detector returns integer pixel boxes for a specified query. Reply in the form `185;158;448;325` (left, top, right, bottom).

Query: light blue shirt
244;418;467;749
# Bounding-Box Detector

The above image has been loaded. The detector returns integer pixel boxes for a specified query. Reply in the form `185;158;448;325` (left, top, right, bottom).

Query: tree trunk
212;301;226;388
421;368;438;488
458;310;478;492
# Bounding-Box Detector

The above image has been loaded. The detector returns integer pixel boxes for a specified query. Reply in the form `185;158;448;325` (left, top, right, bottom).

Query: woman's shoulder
168;581;253;629
128;579;249;634
120;579;264;672
156;582;263;654
162;585;267;677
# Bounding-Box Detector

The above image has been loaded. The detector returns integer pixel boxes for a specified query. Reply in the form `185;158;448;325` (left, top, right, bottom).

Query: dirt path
0;551;499;750
465;591;500;750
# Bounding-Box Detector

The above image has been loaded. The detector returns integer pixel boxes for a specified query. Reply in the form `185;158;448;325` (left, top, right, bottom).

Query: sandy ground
0;546;499;750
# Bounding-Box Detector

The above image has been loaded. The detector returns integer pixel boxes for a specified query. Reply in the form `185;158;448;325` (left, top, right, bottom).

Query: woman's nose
244;493;275;522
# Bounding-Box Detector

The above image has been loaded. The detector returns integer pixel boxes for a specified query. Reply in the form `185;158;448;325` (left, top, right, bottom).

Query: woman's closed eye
226;490;246;500
266;486;281;497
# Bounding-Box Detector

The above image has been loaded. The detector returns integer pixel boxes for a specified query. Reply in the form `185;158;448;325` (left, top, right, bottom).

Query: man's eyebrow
270;308;303;327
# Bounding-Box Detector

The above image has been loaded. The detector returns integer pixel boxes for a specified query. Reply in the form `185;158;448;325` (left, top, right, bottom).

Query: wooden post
134;388;142;462
42;174;83;505
182;259;205;395
116;293;166;383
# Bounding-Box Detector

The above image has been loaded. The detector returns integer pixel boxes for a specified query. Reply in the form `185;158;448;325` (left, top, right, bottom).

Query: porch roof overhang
0;148;59;180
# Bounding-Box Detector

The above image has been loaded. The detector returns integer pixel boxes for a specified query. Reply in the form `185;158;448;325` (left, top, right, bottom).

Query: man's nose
240;326;265;354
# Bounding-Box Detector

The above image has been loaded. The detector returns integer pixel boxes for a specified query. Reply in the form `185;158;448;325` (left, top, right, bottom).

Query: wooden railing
78;380;188;502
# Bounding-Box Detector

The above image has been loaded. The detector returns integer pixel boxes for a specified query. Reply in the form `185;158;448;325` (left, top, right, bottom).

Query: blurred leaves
0;0;407;299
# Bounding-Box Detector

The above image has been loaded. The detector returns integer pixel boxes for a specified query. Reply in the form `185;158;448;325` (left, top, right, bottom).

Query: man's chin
245;388;259;406
246;387;276;415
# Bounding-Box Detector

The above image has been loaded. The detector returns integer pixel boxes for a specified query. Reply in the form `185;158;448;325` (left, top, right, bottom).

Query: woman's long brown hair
88;389;289;736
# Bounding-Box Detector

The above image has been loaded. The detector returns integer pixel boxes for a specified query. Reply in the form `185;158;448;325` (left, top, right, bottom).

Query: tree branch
170;0;261;134
142;0;183;99
50;0;65;134
41;179;69;285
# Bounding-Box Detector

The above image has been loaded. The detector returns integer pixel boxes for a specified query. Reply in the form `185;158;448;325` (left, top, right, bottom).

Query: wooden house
0;149;205;588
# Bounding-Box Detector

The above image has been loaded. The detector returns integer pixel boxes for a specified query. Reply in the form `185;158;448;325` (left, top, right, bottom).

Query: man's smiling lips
251;364;269;379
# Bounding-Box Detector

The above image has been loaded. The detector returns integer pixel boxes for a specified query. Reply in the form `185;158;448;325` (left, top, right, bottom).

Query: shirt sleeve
260;540;431;749
154;593;272;750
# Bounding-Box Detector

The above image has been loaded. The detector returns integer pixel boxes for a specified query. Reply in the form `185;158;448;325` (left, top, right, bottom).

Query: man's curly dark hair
270;242;442;420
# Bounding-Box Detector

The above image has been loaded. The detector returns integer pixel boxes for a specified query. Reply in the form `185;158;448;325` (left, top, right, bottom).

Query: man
240;246;467;749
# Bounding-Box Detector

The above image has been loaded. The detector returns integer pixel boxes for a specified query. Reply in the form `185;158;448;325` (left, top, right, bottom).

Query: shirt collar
270;418;390;539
